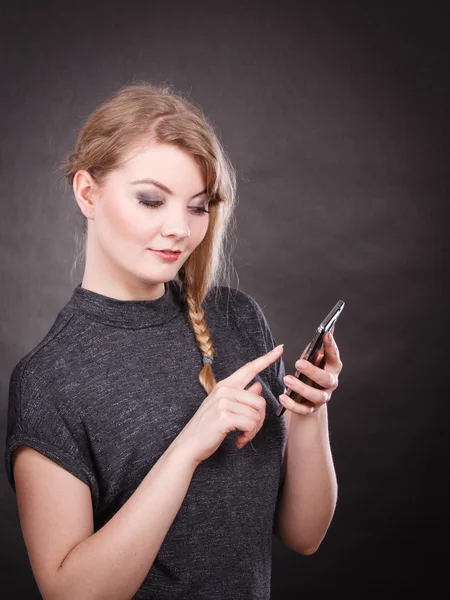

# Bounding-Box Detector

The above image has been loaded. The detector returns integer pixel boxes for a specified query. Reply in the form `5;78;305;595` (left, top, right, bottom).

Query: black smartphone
275;300;345;417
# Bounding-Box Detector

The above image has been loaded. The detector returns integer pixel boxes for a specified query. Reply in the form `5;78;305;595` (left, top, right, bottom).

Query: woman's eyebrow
130;178;207;199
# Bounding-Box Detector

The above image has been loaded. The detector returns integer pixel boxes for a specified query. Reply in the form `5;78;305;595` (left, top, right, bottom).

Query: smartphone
275;300;345;417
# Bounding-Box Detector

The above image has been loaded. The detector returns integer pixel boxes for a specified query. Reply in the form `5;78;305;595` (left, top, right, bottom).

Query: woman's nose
161;213;191;239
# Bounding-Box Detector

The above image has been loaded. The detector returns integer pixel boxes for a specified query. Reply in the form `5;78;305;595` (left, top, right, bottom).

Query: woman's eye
137;196;210;215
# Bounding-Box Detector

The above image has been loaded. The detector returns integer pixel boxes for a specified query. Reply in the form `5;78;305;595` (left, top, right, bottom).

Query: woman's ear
72;169;98;219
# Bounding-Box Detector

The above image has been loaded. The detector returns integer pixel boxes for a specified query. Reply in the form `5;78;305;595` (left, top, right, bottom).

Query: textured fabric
4;278;288;599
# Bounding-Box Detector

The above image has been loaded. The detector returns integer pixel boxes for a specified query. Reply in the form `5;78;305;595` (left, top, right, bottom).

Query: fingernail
296;359;308;369
272;344;284;353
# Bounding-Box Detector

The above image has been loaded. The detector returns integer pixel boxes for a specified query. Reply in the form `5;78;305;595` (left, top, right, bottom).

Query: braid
178;269;217;396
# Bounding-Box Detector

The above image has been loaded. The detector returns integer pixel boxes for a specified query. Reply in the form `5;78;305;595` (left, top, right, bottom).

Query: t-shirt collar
67;279;183;328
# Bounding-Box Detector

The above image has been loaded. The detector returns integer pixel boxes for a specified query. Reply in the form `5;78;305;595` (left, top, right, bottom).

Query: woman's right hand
172;344;285;465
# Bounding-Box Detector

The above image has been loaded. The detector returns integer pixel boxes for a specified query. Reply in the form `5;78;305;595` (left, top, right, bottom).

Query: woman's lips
149;249;181;261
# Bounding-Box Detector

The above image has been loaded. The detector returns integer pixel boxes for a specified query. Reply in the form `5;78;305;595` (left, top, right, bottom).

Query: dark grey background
1;1;448;598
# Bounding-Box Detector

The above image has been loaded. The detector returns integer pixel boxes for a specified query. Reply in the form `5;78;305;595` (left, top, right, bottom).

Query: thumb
236;380;263;448
246;380;262;394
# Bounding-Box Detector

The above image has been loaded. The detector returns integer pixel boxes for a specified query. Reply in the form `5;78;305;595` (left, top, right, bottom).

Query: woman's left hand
279;328;343;416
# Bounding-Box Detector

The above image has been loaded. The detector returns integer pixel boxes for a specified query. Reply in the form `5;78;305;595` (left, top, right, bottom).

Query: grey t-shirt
4;278;288;599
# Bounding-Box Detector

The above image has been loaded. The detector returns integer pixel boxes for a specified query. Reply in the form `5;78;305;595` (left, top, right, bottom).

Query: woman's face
75;142;211;298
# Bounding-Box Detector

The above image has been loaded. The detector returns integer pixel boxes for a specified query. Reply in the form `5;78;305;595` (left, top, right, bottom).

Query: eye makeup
136;194;210;215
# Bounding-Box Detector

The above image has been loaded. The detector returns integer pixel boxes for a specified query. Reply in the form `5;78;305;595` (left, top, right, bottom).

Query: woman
4;82;343;600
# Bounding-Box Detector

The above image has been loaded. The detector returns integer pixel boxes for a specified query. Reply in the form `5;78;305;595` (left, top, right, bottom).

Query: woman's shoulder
8;306;86;413
204;283;262;314
203;284;274;347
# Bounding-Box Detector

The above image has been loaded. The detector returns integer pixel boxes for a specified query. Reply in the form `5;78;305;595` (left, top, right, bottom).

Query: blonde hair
56;81;238;395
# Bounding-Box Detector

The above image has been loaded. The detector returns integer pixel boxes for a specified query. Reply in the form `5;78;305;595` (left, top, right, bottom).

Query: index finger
221;344;284;389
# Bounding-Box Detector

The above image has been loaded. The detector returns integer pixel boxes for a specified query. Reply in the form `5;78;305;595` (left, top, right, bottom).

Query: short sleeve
4;360;99;511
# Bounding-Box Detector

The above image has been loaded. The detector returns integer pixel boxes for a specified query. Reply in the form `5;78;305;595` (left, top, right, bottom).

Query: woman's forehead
111;143;206;194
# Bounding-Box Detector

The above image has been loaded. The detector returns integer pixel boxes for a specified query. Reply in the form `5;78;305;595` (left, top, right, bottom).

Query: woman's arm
53;441;199;600
273;403;338;554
